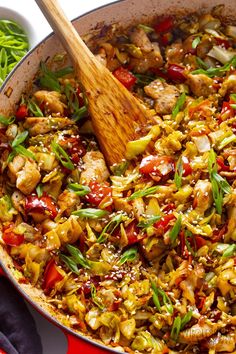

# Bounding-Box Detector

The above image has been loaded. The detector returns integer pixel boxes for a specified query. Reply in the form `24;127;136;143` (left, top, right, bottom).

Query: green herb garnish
36;184;43;198
68;183;91;196
137;24;154;33
171;316;182;341
14;145;35;160
180;310;193;329
169;215;182;242
172;93;186;118
134;73;156;86
111;161;129;176
0;115;14;125
128;186;159;201
72;208;108;219
191;55;236;77
137;215;161;228
192;36;200;49
39;62;61;92
60;254;80;275
11;131;28;148
97;213;124;243
208;149;231;214
27;100;43;117
174;157;183;190
222;244;236;257
151;282;173;314
51;140;74;170
66;244;90;269
196;57;208;70
118;248;138;265
64;82;87;122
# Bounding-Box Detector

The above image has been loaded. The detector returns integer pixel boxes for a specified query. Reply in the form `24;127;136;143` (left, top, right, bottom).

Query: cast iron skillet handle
65;332;110;354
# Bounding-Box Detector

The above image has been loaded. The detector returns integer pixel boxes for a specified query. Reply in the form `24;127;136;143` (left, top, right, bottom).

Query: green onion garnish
14;145;36;160
118;247;138;265
174;157;183;190
97;213;124;243
11;131;28;148
172;93;186;119
192;36;200;49
137;215;161;228
27;100;44;117
91;284;104;310
151;282;173;314
0;115;15;125
59;254;80;275
171;316;182;341
191;55;236;77
169;215;182;242
128;186;159;201
36;184;43;198
72;208;108;219
66;244;90;269
68;183;91;196
222;244;236;257
51;140;74;170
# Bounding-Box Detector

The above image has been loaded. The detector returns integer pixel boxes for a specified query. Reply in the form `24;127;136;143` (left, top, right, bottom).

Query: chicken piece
219;74;236;97
57;190;80;216
188;74;216;97
144;79;180;115
11;190;25;214
193;180;213;214
129;43;163;73
166;42;184;63
206;332;236;352
16;160;41;195
8;155;26;183
129;27;153;53
80;151;109;184
179;263;204;304
24;117;74;136
34;90;66;115
179;320;219;343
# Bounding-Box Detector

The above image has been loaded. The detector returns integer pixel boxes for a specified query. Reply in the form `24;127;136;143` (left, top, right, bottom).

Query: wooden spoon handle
35;0;94;68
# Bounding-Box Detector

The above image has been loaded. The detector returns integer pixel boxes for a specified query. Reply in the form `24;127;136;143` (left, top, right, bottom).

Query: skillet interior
0;0;235;352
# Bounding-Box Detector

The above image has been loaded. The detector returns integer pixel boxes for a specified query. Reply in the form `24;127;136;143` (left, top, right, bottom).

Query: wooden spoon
35;0;147;166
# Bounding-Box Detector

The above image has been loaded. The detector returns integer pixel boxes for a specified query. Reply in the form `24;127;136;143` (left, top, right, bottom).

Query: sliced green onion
0;115;15;125
66;244;90;269
64;82;87;122
151;282;161;311
171;316;182;341
60;254;80;275
218;134;236;150
36;184;43;198
14;145;36;160
192;36;200;49
230;93;236;102
72;208;108;219
134;73;156;86
137;24;154;33
39;62;61;92
222;244;236;257
54;66;73;78
137;215;161;228
151;282;173;314
51;140;74;170
97;213;124;243
174;157;183;190
196;57;208;70
169;215;182;242
118;247;138;265
91;284;104;310
7;151;16;163
180;310;193;330
230;103;236;110
128;186;159;201
11;131;28;148
68;183;91;196
172;93;186;119
211;171;231;194
191;55;236;77
27;100;44;117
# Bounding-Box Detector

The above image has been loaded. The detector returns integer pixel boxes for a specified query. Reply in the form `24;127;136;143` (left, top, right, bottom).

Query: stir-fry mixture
0;6;236;353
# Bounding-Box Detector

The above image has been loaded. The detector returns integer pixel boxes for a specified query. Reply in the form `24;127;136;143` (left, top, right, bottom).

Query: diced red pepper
211;224;228;242
43;259;63;293
150;67;168;80
160;32;173;46
60;136;86;164
217;156;230;171
167;64;186;83
182;156;193;177
195;236;207;249
162;203;175;214
214;37;230;49
113;67;137;90
15;104;28;120
180;231;190;259
25;194;58;220
154;17;173;33
154;214;176;233
140;155;175;177
3;226;24;247
85;181;113;209
125;220;141;245
219;101;234;121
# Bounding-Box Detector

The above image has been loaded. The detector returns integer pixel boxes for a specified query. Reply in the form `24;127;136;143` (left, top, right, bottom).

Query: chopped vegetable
118;247;138;265
72;208;108;219
51;140;74;170
68;183;91;196
128;186;159;200
172;93;186;118
113;67;137;90
169;215;182;242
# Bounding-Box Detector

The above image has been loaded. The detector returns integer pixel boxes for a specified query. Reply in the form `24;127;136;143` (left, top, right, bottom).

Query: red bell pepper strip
219;101;234;121
85;181;112;208
42;259;63;293
25;194;58;219
113;67;137;90
125;220;141;245
182;156;193;177
154;17;173;33
154;214;176;233
140;155;174;176
15;104;28;120
217;156;230;171
2;226;24;247
214;37;230;49
167;64;186;83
